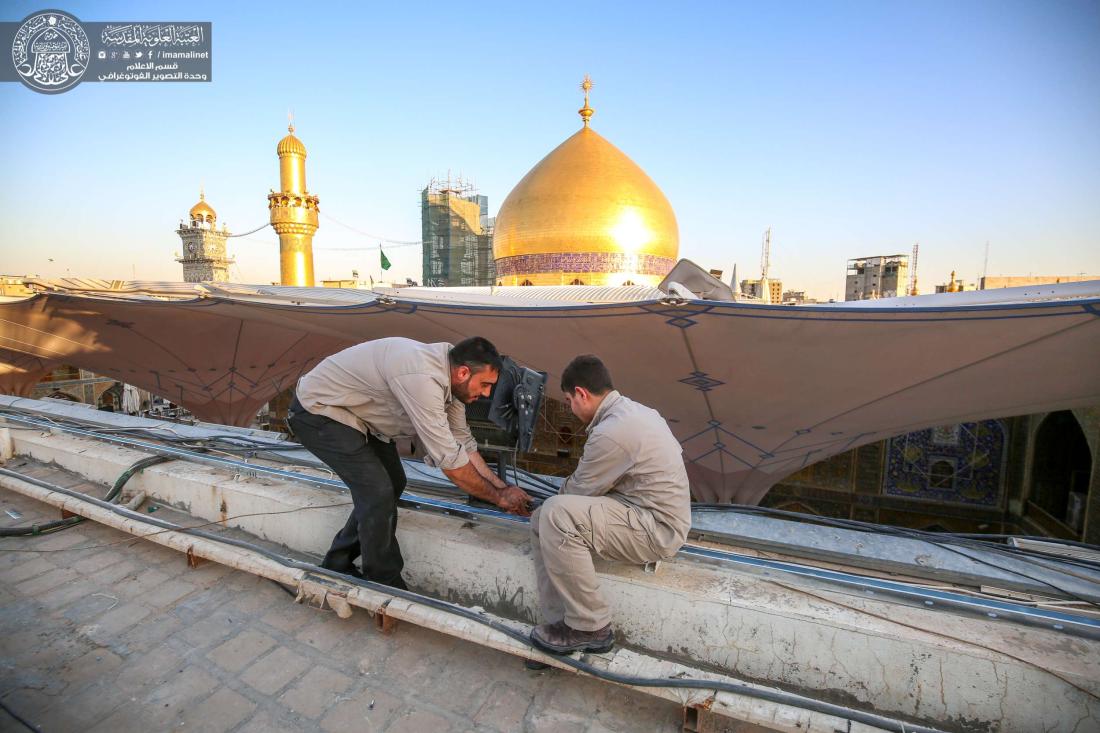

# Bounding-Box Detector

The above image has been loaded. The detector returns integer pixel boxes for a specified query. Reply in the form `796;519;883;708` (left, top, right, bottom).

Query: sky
1;0;1098;300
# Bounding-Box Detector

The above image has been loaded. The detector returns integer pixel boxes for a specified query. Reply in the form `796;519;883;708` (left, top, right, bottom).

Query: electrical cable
944;532;1100;551
0;499;353;555
225;222;273;238
0;465;952;733
692;503;1100;606
693;503;1100;555
270;579;298;597
318;211;422;246
0;698;38;732
4;406;1097;604
0;455;168;537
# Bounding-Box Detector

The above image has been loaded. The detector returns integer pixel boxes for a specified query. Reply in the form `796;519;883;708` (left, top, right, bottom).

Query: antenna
909;242;919;296
760;227;771;279
982;241;990;284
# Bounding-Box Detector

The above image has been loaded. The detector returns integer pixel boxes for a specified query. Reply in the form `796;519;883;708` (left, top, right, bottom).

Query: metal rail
4;410;1099;640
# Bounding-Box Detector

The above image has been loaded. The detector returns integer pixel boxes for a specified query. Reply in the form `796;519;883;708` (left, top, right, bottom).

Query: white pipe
0;472;890;733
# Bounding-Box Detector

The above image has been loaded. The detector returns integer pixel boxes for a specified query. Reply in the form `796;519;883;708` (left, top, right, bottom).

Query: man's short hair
449;336;503;373
561;354;613;395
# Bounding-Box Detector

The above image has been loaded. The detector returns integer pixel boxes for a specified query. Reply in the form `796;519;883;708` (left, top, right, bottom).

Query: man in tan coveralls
289;336;532;589
530;355;691;654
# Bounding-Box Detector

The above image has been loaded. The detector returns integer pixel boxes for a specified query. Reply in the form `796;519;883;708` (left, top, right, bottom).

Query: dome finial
288;108;294;134
578;74;595;127
190;186;216;224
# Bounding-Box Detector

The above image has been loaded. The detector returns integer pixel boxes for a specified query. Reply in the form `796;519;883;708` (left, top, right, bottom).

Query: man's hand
496;485;533;517
443;463;532;516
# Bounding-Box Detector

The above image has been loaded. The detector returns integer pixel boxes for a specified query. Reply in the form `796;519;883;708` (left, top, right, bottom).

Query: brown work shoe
530;620;614;654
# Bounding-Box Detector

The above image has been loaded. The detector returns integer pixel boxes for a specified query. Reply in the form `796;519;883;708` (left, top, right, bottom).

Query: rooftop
0;469;687;732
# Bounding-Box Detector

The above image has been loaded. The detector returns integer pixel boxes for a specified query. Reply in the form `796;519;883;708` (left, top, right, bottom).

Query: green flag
380;248;391;271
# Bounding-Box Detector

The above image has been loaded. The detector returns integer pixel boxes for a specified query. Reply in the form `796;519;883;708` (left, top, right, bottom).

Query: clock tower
176;189;233;282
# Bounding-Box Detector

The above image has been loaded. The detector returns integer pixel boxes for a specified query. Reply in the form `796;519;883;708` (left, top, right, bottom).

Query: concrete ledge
0;467;889;733
6;427;1100;733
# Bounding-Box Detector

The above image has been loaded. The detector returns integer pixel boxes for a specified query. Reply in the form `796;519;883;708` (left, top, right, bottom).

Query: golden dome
189;189;216;223
493;80;678;287
277;124;307;157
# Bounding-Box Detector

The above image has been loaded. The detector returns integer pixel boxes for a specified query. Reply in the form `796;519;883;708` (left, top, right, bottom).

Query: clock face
187;243;196;253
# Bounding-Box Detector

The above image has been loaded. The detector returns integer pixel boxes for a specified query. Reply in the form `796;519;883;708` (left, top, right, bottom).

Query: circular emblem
11;10;90;94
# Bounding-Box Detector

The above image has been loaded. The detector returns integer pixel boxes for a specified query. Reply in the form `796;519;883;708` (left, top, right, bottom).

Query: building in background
763;406;1098;543
176;191;233;283
321;277;418;289
739;277;783;303
320;279;367;289
25;365;155;417
845;254;909;301
0;277;35;298
421;177;495;287
492;77;678;287
782;289;811;304
981;275;1098;289
935;270;977;293
268;124;319;287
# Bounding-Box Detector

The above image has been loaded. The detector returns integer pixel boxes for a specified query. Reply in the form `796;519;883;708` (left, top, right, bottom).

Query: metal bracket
375;599;398;634
681;701;717;732
186;545;207;568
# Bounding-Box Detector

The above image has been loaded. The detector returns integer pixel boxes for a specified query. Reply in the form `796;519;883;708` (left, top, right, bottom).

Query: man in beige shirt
530;355;691;654
290;336;532;589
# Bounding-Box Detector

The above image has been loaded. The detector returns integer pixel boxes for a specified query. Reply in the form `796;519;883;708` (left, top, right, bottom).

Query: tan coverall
295;337;478;471
531;390;691;631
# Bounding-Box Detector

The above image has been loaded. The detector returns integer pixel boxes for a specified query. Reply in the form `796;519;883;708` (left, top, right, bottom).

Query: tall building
268;124;319;286
176;191;233;282
845;254;909;301
421;178;495;287
492;77;678;287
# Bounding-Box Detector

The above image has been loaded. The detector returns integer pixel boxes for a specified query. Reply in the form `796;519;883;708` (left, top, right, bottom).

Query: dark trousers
288;398;407;586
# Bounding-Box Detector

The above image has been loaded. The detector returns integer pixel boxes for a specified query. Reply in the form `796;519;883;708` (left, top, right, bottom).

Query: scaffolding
421;176;496;287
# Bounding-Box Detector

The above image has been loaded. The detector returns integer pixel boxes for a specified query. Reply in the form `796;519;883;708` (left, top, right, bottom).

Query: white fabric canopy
2;278;1098;503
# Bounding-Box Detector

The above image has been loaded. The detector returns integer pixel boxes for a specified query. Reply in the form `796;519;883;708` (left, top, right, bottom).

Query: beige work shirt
561;390;691;555
295;338;477;471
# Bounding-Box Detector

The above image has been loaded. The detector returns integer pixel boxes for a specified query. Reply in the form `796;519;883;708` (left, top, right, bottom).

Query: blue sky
2;0;1098;299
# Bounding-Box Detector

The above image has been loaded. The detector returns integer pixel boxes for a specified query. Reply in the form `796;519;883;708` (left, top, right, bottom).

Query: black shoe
381;576;408;592
524;658;550;670
530;621;614;655
320;562;363;580
356;574;408;591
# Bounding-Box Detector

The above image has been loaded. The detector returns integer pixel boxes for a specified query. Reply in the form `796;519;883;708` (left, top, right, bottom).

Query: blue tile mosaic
884;419;1007;506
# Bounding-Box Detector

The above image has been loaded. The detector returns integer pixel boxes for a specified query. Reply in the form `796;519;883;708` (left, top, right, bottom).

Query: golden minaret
268;119;319;286
946;270;960;293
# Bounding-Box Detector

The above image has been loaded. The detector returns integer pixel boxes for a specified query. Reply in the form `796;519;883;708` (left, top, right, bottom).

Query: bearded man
290;336;532;588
